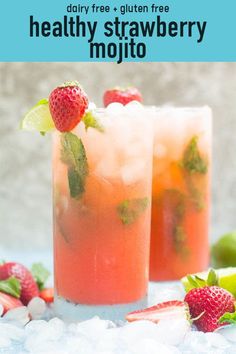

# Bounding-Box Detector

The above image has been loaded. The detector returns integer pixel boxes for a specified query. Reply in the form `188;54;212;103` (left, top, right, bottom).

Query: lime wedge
20;99;55;133
181;267;236;297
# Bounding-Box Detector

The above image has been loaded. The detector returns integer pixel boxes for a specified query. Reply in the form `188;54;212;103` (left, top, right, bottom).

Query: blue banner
0;0;235;62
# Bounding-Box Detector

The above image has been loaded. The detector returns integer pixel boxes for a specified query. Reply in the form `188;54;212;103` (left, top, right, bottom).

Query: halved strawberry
0;262;39;305
0;291;23;314
126;300;188;323
39;288;54;303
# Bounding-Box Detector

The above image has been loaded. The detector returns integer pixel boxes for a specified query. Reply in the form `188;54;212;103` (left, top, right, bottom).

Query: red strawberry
0;291;23;314
49;81;89;132
184;286;235;332
40;288;54;303
0;262;39;305
103;87;142;107
126;300;188;323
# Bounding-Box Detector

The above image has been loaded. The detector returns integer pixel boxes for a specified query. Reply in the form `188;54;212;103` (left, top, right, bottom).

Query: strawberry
49;81;89;132
184;286;235;332
126;300;188;323
103;87;142;107
0;262;39;305
39;288;54;303
0;291;23;314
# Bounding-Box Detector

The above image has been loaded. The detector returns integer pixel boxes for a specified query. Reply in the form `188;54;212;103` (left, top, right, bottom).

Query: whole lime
211;232;236;268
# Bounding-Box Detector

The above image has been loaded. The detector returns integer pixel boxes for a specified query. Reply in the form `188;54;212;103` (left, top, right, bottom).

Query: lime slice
20;99;55;133
181;267;236;296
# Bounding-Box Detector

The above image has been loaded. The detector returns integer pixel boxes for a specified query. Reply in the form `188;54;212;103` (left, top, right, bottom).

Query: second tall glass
150;107;212;281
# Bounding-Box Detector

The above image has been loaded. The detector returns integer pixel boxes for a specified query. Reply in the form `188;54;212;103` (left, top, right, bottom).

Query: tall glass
53;103;153;321
149;107;212;281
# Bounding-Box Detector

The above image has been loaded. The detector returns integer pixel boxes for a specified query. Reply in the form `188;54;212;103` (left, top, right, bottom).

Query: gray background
0;62;235;252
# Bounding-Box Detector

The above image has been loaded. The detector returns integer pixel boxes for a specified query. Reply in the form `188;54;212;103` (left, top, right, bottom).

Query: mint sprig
117;197;149;225
0;277;21;298
31;263;50;291
181;136;208;174
181;135;208;211
61;132;89;199
82;111;104;133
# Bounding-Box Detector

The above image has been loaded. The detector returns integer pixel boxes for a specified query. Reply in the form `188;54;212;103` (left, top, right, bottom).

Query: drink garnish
20;98;55;133
61;132;88;199
117;197;149;225
181;135;208;174
31;263;50;291
0;277;21;298
103;87;143;107
181;135;208;211
49;82;89;132
82;111;104;132
159;189;188;257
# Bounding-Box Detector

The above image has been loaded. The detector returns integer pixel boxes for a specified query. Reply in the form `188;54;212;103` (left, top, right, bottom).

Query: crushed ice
0;282;235;353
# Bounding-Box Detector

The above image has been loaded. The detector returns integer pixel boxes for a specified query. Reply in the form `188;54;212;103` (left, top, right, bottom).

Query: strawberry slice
0;291;23;314
126;300;188;323
39;288;54;303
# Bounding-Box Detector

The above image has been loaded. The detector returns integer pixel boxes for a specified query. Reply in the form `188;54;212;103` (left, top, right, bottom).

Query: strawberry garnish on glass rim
103;87;143;107
126;300;189;323
49;81;89;132
20;81;90;134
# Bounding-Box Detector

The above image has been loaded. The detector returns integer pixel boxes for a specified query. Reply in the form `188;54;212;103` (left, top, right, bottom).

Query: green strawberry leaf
82;111;104;133
31;263;50;291
117;197;149;225
0;276;21;298
207;268;219;286
61;132;89;200
186;275;199;288
181;136;208;174
219;312;236;325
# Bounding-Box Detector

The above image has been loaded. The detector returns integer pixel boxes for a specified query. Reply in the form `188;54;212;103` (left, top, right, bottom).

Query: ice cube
205;332;230;349
106;103;125;115
75;317;112;340
0;335;11;348
121;160;146;185
4;306;30;326
0;322;25;342
28;297;46;320
25;319;48;334
217;325;236;343
121;320;163;345
130;338;181;354
154;318;190;346
153;143;167;158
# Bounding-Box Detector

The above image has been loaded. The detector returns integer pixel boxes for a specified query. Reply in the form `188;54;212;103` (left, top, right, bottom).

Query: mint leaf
31;263;50;291
182;136;208;174
61;132;89;199
0;277;21;298
219;312;236;325
160;189;188;256
83;112;104;133
117;197;149;225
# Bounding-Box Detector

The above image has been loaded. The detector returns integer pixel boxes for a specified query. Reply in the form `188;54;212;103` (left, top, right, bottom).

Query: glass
149;107;212;281
53;104;153;321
